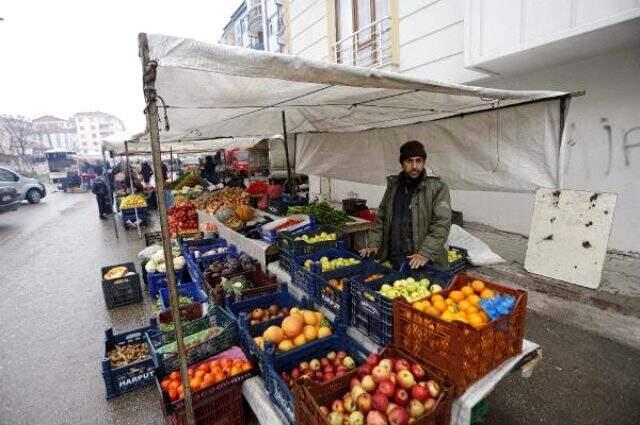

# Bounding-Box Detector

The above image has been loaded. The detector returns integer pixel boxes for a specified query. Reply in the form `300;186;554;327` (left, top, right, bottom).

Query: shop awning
139;33;572;191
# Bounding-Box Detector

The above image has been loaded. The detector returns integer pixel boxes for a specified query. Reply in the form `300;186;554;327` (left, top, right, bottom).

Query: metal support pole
170;146;174;184
221;149;227;183
125;140;142;239
102;147;119;239
139;33;195;425
281;110;294;195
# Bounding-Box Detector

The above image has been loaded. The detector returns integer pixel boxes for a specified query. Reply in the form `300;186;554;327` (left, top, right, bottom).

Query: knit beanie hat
399;140;427;163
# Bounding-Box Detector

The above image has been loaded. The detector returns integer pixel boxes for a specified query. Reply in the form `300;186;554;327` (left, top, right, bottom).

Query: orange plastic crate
393;273;527;396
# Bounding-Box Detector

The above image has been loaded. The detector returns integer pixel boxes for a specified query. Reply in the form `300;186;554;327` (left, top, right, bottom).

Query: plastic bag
138;244;163;261
446;224;505;266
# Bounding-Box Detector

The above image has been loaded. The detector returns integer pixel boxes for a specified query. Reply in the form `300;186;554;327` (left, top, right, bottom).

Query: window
0;168;18;182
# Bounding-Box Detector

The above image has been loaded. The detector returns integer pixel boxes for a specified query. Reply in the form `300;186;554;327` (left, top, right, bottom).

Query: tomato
169;371;180;381
214;372;225;383
168;388;179;401
195;370;206;380
168;380;180;391
161;379;172;391
198;363;210;374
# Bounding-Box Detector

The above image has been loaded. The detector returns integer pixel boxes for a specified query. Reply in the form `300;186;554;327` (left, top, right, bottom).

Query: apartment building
31;115;78;152
221;0;286;53
283;0;640;252
73;112;125;156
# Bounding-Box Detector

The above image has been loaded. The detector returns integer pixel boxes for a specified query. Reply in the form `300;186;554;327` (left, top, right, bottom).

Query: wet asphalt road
0;191;639;425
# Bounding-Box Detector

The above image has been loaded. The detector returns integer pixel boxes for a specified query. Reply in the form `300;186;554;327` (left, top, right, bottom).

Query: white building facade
221;0;286;53
31;115;78;152
73;112;125;156
283;0;640;252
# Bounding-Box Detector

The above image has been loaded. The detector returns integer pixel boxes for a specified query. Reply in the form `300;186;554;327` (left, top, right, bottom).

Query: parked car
0;166;47;204
0;187;20;213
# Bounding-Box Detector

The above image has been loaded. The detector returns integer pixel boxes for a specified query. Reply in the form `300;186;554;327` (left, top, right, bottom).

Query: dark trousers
96;195;109;216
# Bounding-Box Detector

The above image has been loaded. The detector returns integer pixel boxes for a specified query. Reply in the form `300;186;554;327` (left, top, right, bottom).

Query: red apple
372;365;391;383
315;371;324;381
426;380;440;398
394;388;409;407
366;410;388;425
386;402;398;416
320;406;330;416
378;379;395;398
349;410;365;425
343;394;357;413
371;392;389;412
389;374;397;386
337;365;348;373
321;358;331;368
359;364;373;378
343;356;356;369
410;384;430;403
299;361;310;371
366;354;380;367
387;406;410;425
323;372;336;382
357;393;372;414
408;399;424;418
423;398;436;411
309;359;321;371
324;365;335;375
394;359;410;372
328;411;344;425
396;370;416;390
379;359;393;372
410;364;426;380
337;369;346;378
361;375;376;393
291;367;301;379
350;377;362;389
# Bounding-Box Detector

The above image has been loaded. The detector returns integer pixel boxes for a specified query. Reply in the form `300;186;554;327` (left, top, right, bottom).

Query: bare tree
0;115;36;171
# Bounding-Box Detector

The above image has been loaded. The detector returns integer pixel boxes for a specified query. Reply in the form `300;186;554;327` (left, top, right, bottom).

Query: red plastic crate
166;382;244;425
393;273;527;396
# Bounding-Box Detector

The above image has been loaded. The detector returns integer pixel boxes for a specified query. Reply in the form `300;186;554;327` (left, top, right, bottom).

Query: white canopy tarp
140;33;570;191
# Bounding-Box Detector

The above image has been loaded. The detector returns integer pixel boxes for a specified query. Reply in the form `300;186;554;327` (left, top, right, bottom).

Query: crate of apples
280;350;357;388
310;349;450;425
248;304;290;326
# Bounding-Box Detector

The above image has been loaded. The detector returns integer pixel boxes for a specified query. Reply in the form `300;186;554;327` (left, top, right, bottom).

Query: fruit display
253;307;333;352
103;266;135;280
294;231;337;244
247;304;290;326
204;253;257;279
192;187;249;214
107;342;149;368
156;327;224;355
378;277;443;303
168;201;199;235
172;171;203;190
288;201;352;227
319;353;442;425
321;278;346;304
159;351;253;401
303;256;361;273
280;350;358;388
120;194;148;209
144;246;186;273
235;204;255;222
171;185;203;200
412;279;495;329
153;295;195;314
447;248;463;264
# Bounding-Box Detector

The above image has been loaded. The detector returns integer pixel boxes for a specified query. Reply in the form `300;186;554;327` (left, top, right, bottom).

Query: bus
45;149;77;183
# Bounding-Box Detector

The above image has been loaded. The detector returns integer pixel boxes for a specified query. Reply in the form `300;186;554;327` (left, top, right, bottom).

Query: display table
263;261;542;425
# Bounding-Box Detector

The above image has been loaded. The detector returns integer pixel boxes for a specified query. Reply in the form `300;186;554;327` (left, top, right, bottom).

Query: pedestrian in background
141;161;153;184
201;155;219;185
91;166;111;220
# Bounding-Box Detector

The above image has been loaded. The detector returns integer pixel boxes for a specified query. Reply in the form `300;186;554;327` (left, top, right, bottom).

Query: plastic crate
144;231;163;246
277;225;342;259
279;255;293;274
156;347;255;425
350;266;446;346
262;333;370;423
148;268;188;298
259;215;312;243
147;304;238;375
291;249;365;299
159;281;208;311
293;345;453;425
101;319;157;399
393;273;527;396
211;264;279;306
101;262;142;309
202;252;258;292
422;246;471;284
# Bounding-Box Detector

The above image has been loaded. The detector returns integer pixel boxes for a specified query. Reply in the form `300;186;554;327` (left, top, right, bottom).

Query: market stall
115;32;573;425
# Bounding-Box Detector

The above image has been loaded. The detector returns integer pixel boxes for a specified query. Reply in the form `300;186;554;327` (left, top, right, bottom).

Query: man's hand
359;247;379;258
407;253;429;269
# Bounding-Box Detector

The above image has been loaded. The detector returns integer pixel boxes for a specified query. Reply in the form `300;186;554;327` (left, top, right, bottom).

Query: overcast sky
0;0;240;133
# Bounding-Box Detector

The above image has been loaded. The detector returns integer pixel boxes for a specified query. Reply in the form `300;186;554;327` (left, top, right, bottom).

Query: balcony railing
332;16;392;68
247;4;263;35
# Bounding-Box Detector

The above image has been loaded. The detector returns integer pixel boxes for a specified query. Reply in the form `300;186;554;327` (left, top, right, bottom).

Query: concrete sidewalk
464;222;640;349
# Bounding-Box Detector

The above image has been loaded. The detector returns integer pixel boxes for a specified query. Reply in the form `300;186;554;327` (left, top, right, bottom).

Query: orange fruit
431;294;445;305
461;286;474;296
190;377;203;392
317;326;332;338
458;300;472;311
293;333;307;347
432;299;446;312
480;289;495;299
221;358;233;369
263;326;285;344
471;280;486;293
242;362;253;372
468;313;484;330
282;316;304;338
161;379;172;391
278;339;295;352
303;310;319;326
169;371;180;381
465;305;479;314
449;290;465;302
467;294;481;306
440;310;455;322
445;298;454;306
424;306;440;317
169;380;180;391
230;366;243;376
303;325;318;341
478;311;490;323
194;370;205;379
214;372;225;383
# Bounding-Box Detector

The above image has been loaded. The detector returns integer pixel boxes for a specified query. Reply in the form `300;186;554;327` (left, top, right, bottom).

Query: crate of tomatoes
394;273;527;395
293;345;452;425
169;201;199;237
157;346;255;425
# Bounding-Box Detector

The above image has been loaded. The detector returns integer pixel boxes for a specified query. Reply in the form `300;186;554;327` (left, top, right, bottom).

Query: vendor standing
360;140;451;269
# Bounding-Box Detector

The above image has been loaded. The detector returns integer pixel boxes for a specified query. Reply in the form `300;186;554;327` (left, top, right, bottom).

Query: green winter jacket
369;172;452;266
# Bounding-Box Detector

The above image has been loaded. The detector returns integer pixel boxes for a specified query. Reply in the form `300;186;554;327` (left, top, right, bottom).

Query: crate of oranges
393;273;527;396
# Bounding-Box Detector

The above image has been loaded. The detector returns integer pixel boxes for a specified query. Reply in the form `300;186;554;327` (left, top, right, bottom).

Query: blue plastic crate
422;246;471;284
180;237;226;253
159;281;208;311
101;319;157;399
147;268;188;298
262;333;371;423
259;217;315;244
351;265;448;345
277;225;344;259
146;304;238;375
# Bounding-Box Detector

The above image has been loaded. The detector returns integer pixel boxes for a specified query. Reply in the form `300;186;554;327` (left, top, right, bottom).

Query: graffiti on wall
563;118;640;177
